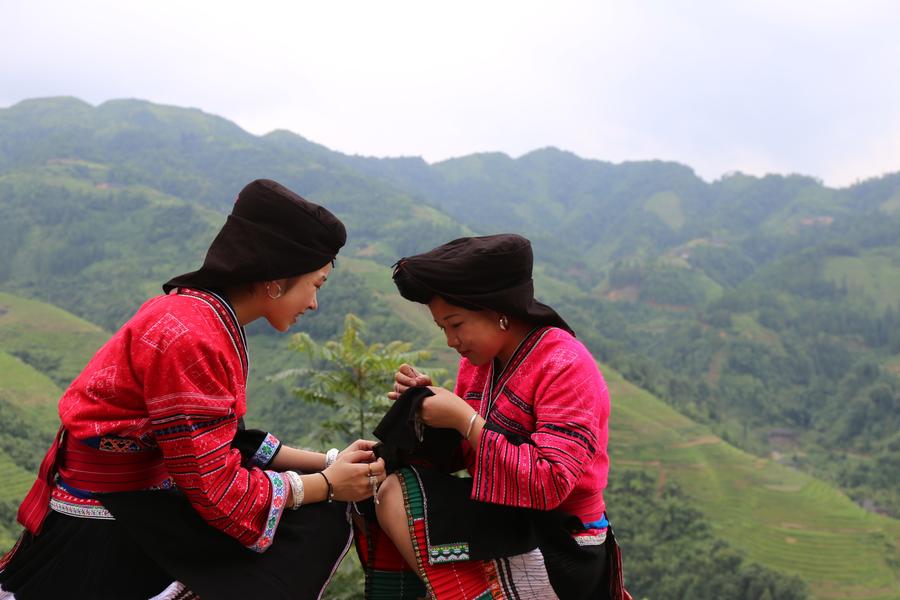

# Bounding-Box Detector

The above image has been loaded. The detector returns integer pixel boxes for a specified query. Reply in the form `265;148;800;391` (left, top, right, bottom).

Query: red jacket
18;289;287;552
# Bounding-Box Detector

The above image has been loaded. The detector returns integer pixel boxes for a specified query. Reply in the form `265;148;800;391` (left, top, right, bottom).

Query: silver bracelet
325;448;339;469
464;411;479;441
285;470;304;510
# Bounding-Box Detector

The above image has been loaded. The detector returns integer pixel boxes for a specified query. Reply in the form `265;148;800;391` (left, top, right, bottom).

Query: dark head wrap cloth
163;179;347;292
392;233;573;334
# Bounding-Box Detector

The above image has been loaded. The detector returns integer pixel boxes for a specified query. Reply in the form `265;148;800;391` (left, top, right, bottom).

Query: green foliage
283;314;438;444
607;470;808;600
638;264;713;306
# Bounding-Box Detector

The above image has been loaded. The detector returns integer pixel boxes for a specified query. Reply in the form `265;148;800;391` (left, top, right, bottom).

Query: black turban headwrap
392;234;573;334
163;179;347;293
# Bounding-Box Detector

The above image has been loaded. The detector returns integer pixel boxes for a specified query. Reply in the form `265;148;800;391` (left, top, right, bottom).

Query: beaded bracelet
318;471;334;503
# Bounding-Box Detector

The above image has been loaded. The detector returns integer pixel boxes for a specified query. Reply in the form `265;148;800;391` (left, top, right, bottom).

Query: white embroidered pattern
140;313;189;353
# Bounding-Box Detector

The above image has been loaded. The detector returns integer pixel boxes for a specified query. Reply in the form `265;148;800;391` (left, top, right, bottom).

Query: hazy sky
2;0;898;187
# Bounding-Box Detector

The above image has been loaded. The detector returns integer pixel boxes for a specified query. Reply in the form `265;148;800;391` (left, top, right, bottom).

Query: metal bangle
285;470;304;510
464;411;479;441
325;448;339;469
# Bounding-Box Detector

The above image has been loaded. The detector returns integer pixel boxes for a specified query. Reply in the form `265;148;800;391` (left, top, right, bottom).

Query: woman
360;234;626;600
0;179;387;600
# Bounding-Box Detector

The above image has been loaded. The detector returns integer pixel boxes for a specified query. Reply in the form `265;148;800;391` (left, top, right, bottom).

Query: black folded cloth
372;387;463;474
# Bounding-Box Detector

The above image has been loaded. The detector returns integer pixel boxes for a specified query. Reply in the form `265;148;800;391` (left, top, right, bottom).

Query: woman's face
264;262;332;332
428;296;505;366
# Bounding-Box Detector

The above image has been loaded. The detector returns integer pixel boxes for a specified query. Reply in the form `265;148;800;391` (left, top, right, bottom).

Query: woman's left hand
421;387;472;432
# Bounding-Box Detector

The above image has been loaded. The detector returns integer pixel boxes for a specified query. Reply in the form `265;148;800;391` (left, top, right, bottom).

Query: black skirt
0;490;352;600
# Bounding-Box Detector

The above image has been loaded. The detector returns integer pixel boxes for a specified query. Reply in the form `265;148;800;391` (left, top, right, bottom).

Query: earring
266;282;284;299
499;315;509;331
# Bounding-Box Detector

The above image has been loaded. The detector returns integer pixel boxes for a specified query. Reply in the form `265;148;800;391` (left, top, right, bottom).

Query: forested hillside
1;97;899;598
342;146;900;518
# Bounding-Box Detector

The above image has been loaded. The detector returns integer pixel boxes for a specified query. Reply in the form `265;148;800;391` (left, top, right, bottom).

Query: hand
420;386;472;431
387;363;433;400
324;450;387;502
339;439;377;459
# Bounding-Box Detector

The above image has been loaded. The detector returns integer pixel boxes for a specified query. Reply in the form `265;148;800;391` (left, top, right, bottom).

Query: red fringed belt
17;427;169;534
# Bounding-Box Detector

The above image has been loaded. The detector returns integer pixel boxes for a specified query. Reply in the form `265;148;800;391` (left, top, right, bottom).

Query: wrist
324;447;339;470
318;470;335;503
462;411;479;440
285;470;304;510
300;473;328;504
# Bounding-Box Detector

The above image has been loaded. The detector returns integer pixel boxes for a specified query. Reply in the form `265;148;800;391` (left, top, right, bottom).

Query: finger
396;373;417;387
370;458;387;479
340;450;376;464
354;439;377;451
399;364;417;377
387;391;399;400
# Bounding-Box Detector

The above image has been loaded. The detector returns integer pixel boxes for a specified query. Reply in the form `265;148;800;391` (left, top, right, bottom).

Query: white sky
1;0;899;187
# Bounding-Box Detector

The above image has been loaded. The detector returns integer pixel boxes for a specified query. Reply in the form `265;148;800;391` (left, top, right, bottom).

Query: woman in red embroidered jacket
356;234;629;600
0;180;387;600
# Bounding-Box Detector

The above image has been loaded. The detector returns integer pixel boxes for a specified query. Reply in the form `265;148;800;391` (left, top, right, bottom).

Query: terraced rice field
0;452;33;549
607;367;900;599
823;252;900;313
0;292;109;387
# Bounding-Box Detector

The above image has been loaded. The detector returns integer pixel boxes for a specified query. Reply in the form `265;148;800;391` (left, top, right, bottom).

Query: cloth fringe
148;581;198;600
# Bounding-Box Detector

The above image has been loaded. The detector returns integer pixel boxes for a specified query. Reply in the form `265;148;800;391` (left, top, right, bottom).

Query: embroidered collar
483;326;553;416
175;287;249;377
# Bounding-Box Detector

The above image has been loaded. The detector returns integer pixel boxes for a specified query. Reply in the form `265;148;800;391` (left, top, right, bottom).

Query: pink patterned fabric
20;289;285;551
456;327;609;523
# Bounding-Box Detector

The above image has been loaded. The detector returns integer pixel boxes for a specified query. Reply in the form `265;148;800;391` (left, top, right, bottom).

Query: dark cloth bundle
391;233;573;334
164;179;347;292
372;387;463;474
370;388;539;560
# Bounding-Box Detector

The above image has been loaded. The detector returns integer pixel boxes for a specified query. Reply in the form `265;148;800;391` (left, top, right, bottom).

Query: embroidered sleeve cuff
251;432;282;468
247;471;289;553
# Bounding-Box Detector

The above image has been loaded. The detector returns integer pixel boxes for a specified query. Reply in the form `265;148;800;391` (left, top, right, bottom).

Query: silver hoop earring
499;315;509;331
266;283;284;299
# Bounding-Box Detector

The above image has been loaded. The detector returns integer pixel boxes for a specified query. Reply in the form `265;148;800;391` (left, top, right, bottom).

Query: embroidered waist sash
57;435;168;492
17;427;170;534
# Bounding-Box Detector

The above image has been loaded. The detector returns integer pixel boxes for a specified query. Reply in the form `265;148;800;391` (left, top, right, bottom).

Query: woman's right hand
323;449;386;502
387;363;432;400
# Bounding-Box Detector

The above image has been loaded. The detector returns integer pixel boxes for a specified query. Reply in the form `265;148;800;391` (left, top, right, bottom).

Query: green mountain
2;96;900;597
339;143;900;519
